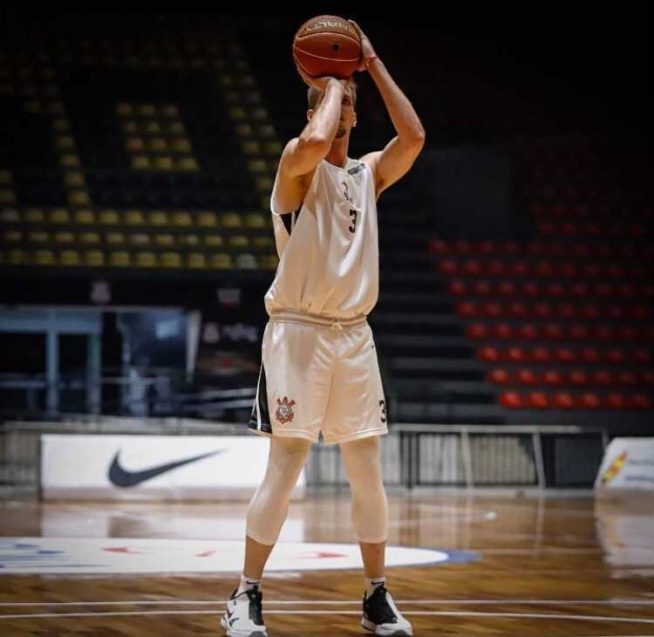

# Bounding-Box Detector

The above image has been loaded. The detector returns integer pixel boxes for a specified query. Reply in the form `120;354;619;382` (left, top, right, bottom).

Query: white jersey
264;158;379;320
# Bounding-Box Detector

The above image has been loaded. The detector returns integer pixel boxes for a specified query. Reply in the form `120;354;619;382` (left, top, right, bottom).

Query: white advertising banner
594;437;654;492
41;434;306;501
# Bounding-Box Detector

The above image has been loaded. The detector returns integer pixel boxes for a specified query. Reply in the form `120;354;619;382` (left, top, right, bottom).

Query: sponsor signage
594;437;654;491
41;434;306;501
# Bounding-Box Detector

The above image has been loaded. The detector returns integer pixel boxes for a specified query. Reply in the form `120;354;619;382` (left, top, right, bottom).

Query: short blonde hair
307;80;358;109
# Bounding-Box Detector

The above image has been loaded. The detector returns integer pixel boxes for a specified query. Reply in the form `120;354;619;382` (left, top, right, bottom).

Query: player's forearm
300;79;344;147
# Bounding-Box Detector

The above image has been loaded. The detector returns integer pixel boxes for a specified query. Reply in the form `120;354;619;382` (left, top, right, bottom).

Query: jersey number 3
348;209;357;233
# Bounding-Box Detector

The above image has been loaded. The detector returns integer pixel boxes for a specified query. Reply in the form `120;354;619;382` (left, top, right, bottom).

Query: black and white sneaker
220;586;267;637
361;585;413;636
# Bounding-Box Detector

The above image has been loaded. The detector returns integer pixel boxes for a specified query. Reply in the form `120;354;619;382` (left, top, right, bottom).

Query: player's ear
307;108;314;121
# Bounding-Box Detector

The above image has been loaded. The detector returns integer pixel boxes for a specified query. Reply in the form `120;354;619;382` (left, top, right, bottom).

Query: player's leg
340;436;413;636
221;436;311;637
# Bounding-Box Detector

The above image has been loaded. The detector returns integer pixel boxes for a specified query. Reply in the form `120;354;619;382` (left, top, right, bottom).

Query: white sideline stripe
1;598;653;607
1;610;653;624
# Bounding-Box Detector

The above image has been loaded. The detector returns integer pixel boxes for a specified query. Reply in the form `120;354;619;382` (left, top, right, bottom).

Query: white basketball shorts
248;313;389;445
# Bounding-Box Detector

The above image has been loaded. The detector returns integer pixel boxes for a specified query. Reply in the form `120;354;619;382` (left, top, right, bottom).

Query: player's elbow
297;135;332;160
408;125;426;153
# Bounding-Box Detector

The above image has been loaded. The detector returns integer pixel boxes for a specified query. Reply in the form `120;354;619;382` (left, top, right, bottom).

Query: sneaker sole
220;615;267;637
361;617;413;637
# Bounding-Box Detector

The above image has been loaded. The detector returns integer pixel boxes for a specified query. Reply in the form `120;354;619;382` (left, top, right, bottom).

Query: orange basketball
292;15;361;80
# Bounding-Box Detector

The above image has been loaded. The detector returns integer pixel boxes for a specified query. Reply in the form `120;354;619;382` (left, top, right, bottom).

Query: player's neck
325;140;349;168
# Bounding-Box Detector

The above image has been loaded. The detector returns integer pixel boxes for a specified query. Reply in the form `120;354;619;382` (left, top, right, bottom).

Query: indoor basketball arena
0;7;652;637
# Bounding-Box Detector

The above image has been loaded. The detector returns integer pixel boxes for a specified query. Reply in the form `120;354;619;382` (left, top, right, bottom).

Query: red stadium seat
553;392;575;409
489;368;512;384
500;391;524;408
527;391;551;409
516;368;539;385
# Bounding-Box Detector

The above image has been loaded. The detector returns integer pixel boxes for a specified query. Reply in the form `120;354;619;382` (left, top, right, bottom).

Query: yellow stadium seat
228;234;249;248
221;212;242;228
241;140;260;155
106;232;126;245
55;135;75;150
255;176;273;192
65;172;86;187
176;156;198;171
125;209;146;225
148;210;169;226
125;137;145;151
74;209;95;224
116;102;132;116
131;155;151;170
50;208;70;224
204;235;224;247
172;210;192;226
258;254;279;269
247;158;267;173
154;233;174;246
170;139;191;153
68;190;91;206
139;104;156;117
59;153;80;168
35;249;55;266
135;251;157;267
209;253;233;270
160;104;179;118
235;123;253;137
187;252;207;269
197;211;217;227
148;137;168;152
54;231;74;244
109;251;131;267
98;209;120;224
244;212;267;228
60;249;81;266
85;250;105;267
179;233;200;247
153;156;174;170
160;251;182;268
263;140;282;155
80;231;100;244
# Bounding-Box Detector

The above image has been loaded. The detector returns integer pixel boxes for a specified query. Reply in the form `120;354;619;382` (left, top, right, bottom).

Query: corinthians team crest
275;396;296;424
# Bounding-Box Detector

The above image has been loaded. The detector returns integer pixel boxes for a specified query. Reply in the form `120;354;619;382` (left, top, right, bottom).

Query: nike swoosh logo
108;449;225;488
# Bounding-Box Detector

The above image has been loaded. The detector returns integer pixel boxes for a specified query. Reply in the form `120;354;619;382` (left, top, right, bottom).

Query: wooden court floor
0;491;653;636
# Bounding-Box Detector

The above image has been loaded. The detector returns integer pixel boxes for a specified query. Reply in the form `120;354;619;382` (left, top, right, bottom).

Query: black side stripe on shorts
281;208;301;235
249;363;273;434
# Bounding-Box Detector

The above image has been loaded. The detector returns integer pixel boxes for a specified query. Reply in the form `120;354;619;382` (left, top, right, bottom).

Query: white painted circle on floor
0;538;476;575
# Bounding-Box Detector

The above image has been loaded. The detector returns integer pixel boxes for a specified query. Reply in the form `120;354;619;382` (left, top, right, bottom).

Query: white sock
237;575;261;594
365;576;386;597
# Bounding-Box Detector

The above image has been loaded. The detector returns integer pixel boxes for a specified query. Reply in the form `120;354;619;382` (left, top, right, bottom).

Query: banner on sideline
41;434;306;501
594;437;654;492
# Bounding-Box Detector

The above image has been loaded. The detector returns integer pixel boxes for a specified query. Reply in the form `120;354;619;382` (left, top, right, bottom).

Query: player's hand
348;20;377;72
296;66;345;92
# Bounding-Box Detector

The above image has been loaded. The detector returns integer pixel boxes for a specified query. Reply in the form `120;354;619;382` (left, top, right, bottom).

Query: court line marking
0;609;653;624
1;598;653;607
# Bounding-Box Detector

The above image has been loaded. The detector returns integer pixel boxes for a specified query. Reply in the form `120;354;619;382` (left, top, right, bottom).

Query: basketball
292;15;361;80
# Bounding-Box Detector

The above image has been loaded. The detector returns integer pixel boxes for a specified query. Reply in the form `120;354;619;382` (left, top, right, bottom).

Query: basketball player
221;19;425;637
